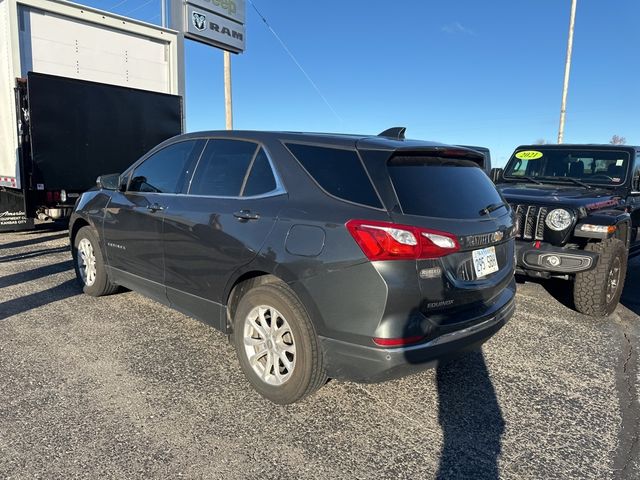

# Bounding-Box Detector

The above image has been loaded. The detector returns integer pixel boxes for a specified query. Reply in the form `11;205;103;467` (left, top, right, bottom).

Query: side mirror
96;173;121;191
490;168;504;184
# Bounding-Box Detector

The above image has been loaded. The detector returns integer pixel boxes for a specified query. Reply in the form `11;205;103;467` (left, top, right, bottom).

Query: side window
634;154;640;192
129;141;199;193
242;148;278;197
286;143;382;208
189;139;258;196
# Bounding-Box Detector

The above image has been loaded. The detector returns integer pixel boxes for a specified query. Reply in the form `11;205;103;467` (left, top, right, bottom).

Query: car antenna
378;127;406;140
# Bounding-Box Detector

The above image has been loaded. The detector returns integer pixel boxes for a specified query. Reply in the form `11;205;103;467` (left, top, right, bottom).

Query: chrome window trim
124;190;287;201
238;145;262;195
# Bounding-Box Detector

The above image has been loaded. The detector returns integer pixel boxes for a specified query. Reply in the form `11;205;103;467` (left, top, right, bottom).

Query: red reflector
373;335;425;347
534;241;541;249
346;219;459;261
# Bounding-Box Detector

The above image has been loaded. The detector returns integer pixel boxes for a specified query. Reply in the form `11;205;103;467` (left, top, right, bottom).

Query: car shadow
0;278;80;321
530;275;576;311
0;260;73;289
434;350;505;479
0;232;68;250
400;308;505;478
0;245;69;263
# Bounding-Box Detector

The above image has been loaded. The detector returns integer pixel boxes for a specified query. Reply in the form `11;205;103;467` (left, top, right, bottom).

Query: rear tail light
52;191;61;202
46;191;53;203
346;219;459;261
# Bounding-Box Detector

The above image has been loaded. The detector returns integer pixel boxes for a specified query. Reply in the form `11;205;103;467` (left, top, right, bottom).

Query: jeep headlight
545;208;573;231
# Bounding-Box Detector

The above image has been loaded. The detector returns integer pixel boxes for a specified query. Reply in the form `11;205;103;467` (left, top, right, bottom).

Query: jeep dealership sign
187;0;245;24
184;0;245;53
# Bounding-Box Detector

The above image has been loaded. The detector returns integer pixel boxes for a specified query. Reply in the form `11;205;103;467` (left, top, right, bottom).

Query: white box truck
0;0;183;230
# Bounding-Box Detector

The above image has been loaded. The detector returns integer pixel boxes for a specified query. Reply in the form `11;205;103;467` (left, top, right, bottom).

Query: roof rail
378;127;406;140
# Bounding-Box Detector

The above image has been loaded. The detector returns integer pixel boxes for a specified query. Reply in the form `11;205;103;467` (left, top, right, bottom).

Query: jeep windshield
503;148;630;187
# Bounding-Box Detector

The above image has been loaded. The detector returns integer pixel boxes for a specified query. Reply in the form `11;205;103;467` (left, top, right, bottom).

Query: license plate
472;246;499;278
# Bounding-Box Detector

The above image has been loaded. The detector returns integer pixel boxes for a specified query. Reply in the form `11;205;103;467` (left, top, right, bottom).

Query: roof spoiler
378;127;406;140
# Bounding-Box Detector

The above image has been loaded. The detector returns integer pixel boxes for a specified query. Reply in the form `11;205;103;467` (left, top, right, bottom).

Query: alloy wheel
243;305;296;386
606;256;622;304
77;238;97;287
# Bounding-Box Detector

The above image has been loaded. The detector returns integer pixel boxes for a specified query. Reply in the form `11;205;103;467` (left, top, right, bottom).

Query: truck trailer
0;0;184;231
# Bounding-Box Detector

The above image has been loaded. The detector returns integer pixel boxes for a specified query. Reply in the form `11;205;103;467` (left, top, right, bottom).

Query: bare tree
610;135;626;145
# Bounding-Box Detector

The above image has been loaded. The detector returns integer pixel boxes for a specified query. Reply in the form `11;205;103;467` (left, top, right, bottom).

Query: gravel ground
0;225;638;479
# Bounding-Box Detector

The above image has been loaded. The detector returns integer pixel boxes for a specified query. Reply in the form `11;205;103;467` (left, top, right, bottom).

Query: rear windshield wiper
479;202;508;216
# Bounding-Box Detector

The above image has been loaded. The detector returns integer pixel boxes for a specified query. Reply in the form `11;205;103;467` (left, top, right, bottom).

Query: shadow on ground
0;278;80;321
434;350;504;479
0;246;69;263
0;260;73;289
0;232;68;250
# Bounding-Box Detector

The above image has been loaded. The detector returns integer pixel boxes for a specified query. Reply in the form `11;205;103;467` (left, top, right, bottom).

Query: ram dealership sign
184;0;245;53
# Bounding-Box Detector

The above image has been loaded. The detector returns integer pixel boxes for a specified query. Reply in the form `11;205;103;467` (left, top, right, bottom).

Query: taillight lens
346;219;459;261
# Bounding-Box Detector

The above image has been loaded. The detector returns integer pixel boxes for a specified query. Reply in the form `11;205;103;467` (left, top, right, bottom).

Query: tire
573;238;628;317
72;226;119;297
232;282;327;404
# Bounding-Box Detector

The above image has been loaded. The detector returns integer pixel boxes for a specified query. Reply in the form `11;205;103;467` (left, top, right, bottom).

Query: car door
102;139;203;302
162;138;286;329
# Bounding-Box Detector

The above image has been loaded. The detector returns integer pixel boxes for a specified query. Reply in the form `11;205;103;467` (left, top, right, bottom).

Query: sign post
224;51;233;129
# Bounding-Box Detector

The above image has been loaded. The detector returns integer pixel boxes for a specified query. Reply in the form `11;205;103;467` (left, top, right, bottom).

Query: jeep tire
573;238;628;317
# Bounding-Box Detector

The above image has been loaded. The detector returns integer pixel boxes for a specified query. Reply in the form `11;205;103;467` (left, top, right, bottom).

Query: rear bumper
515;240;598;274
319;285;515;383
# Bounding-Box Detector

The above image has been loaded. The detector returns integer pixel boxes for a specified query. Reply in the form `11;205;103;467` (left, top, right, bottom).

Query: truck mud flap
0;188;34;232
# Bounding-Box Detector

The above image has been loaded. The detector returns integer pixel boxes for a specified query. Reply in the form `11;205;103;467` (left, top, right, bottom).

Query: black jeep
493;144;640;316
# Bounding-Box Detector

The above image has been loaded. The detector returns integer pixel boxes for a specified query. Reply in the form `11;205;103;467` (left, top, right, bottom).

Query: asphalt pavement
0;225;638;479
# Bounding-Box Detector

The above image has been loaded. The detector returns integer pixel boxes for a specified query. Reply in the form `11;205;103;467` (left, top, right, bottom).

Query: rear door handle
146;203;165;212
233;210;260;221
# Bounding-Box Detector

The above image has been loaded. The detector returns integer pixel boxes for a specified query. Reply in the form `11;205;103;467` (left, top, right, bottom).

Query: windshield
504;148;630;186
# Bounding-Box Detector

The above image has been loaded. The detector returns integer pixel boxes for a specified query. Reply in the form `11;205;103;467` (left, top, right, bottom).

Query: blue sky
79;0;639;166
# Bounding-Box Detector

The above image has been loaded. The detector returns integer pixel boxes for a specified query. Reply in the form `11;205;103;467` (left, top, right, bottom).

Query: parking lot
0;225;638;479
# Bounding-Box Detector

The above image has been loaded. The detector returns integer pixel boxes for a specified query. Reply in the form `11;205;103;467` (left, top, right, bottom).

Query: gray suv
69;128;516;404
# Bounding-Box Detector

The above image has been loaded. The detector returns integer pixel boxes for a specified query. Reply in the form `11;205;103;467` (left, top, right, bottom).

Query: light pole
557;0;578;144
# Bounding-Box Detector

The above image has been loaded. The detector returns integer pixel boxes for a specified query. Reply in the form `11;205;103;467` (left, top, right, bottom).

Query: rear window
388;156;504;219
286;143;382;208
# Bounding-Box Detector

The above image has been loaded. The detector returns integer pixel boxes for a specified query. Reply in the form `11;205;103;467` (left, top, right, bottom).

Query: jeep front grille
512;204;548;241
